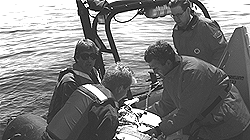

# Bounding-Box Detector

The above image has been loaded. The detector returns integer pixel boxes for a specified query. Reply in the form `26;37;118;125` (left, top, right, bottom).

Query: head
101;63;136;101
144;40;178;77
168;0;192;28
74;38;99;73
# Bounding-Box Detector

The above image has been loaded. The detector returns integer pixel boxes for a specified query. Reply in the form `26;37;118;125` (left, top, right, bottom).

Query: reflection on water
0;0;249;137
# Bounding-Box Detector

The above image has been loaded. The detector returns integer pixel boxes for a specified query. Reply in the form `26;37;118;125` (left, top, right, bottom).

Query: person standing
143;40;250;140
47;38;101;123
43;63;136;140
169;0;227;66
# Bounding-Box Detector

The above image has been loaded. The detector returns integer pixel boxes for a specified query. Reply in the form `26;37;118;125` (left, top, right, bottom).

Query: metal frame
76;0;210;78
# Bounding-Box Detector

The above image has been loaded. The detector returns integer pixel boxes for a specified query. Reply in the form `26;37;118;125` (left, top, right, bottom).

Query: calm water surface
0;0;249;137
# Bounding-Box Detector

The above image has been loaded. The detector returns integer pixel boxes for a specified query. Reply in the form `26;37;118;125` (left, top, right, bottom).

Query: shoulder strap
195;96;222;122
82;84;108;102
89;68;101;84
78;84;114;104
65;84;115;140
188;95;223;139
58;68;82;87
195;77;231;122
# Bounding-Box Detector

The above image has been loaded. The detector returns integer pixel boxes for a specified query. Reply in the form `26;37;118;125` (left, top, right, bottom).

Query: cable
114;9;141;23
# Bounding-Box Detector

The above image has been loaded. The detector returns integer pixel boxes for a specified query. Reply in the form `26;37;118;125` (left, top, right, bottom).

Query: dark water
0;0;249;138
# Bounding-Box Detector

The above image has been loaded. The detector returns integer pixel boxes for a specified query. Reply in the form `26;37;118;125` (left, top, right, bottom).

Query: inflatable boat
2;0;250;139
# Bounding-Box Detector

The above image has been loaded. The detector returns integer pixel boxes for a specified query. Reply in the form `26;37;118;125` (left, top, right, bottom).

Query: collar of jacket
73;70;92;81
174;14;199;31
164;55;182;79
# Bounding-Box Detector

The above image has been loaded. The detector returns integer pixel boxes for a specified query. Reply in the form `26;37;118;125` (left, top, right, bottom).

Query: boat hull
218;26;250;111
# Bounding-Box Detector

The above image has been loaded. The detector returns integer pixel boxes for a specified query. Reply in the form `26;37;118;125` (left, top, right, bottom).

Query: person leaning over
42;62;136;140
47;38;101;123
143;40;250;140
169;0;227;66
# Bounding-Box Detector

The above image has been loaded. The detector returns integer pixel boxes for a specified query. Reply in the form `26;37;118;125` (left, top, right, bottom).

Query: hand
144;126;163;138
143;128;157;136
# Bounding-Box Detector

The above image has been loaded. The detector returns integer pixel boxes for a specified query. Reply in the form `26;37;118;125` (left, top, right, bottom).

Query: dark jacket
172;15;227;66
148;56;250;139
46;84;119;140
47;68;101;123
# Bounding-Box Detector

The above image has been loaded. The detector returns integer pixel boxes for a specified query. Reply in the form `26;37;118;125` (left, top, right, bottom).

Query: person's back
46;84;118;140
143;40;250;140
43;63;136;140
47;69;96;123
47;39;101;123
169;0;227;66
178;56;250;139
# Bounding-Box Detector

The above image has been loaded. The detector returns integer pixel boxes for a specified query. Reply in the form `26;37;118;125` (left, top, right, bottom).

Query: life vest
47;69;93;124
46;84;114;140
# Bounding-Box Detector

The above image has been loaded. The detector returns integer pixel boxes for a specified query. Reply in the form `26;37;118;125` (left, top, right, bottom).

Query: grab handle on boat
7;133;21;140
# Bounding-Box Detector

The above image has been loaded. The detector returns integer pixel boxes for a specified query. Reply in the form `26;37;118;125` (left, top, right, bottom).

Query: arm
202;20;227;66
96;116;118;140
47;79;78;123
158;70;211;136
92;104;119;140
61;81;78;107
147;88;176;118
